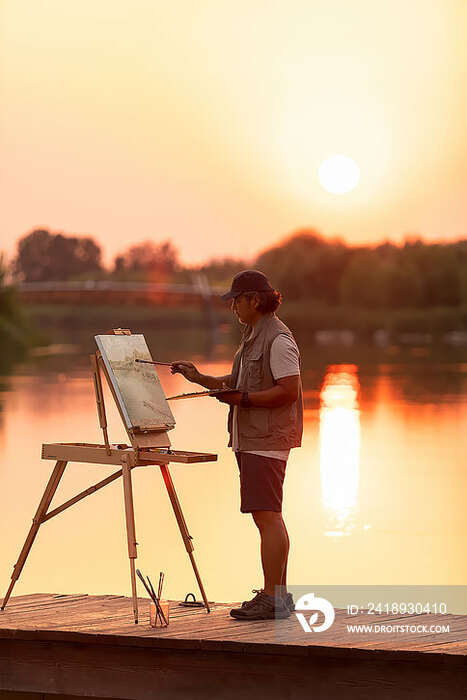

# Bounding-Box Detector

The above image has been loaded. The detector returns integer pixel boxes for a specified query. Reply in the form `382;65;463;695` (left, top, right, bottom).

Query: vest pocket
270;403;296;440
239;406;270;438
245;353;263;390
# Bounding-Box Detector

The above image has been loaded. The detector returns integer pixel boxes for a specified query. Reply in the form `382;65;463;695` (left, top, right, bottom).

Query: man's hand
171;364;232;391
212;376;300;408
171;361;200;383
212;383;242;405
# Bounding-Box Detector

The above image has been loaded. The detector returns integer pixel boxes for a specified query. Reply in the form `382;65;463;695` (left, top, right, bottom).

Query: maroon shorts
235;452;287;513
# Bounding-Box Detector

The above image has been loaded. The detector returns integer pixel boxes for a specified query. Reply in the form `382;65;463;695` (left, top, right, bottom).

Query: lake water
0;353;466;609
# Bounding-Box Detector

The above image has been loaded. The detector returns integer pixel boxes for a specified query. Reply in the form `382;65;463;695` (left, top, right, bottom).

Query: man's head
221;269;282;325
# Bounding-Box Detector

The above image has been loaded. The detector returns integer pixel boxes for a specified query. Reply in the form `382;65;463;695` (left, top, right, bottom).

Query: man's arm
171;361;231;390
249;375;299;406
215;334;301;406
215;375;299;407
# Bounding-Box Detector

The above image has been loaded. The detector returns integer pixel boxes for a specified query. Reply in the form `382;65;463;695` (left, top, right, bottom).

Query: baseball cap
220;269;274;301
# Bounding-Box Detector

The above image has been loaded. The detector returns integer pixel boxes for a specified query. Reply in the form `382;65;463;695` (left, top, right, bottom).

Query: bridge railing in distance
16;281;226;307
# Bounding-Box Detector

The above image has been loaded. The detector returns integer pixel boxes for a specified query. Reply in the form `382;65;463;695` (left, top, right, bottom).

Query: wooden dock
0;593;465;700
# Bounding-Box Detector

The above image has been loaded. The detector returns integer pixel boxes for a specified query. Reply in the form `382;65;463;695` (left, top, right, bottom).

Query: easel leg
1;460;67;610
158;464;211;613
121;454;139;624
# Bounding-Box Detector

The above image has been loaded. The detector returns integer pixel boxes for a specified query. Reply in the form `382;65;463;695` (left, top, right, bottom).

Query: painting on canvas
95;334;175;431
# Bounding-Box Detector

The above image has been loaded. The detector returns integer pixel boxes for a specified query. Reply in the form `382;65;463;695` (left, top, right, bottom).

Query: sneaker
231;590;291;620
283;592;295;612
241;589;263;609
242;589;295;612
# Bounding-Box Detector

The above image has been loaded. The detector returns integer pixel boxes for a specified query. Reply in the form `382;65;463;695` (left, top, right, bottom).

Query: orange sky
1;0;465;266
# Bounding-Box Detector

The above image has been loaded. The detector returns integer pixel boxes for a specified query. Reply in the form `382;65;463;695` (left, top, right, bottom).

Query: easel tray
42;443;218;465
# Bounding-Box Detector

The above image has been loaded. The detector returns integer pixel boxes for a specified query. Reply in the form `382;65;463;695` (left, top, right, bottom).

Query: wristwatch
240;391;251;408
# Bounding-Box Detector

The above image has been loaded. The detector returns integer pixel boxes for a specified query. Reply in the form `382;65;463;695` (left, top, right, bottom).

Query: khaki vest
227;313;304;451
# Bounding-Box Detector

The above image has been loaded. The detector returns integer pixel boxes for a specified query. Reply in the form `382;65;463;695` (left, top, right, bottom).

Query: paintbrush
137;569;165;626
136;569;166;625
136;569;159;616
146;574;158;601
157;572;164;601
147;574;168;626
145;574;163;626
135;359;173;367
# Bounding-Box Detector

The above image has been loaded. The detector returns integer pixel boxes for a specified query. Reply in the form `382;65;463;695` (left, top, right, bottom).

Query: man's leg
252;510;289;597
280;514;290;590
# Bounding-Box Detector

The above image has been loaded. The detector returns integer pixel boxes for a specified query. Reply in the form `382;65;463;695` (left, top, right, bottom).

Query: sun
319;155;360;194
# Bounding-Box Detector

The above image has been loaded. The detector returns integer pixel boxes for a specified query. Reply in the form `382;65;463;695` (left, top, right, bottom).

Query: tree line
7;227;467;309
0;253;31;361
256;231;467;309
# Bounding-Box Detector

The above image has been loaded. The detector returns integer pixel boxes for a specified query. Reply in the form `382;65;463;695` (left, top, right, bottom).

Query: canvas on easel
95;333;175;433
1;329;217;623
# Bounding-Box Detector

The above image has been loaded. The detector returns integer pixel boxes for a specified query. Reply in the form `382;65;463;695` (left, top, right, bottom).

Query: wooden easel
1;329;217;623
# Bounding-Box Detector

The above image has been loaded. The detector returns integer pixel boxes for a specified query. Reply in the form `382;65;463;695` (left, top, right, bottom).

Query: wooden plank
1;637;466;700
3;596;129;622
0;594;57;608
2;594;100;615
2;598;134;625
41;443;126;465
0;691;43;699
0;597;133;632
2;594;122;614
1;594;465;660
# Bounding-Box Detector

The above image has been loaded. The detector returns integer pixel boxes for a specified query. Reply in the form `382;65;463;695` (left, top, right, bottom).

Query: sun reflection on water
319;364;361;538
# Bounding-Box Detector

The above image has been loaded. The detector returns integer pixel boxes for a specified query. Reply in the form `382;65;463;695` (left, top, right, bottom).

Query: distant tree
113;240;179;281
339;248;424;308
254;230;467;309
339;249;385;308
196;257;250;286
255;229;350;303
398;240;464;307
0;253;18;320
455;240;467;304
13;229;103;282
0;252;30;356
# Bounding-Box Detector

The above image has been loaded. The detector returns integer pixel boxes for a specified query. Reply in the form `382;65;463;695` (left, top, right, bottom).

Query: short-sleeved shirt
232;333;300;460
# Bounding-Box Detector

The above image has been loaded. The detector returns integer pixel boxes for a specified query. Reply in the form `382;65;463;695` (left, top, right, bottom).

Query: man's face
231;294;257;325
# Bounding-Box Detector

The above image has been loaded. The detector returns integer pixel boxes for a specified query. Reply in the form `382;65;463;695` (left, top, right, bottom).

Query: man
171;269;303;621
